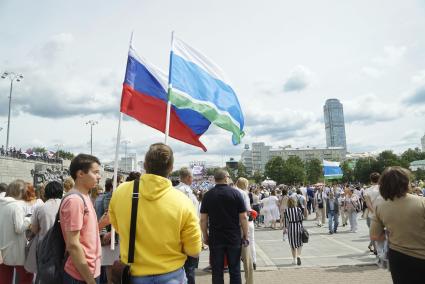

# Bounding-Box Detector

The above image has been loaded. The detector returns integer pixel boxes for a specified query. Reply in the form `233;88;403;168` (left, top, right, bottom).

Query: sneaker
297;257;301;265
223;267;229;273
292;259;296;265
253;263;256;270
334;230;337;234
203;266;212;272
329;231;333;235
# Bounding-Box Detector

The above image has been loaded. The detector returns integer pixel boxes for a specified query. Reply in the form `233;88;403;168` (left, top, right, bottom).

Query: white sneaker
292;259;296;265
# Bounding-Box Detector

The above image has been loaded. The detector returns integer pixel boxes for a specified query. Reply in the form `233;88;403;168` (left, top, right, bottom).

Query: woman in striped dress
283;197;304;265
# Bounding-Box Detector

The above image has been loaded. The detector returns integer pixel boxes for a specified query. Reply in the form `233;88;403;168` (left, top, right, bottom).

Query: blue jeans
63;271;100;284
210;245;242;284
131;268;187;284
184;256;199;284
328;211;339;232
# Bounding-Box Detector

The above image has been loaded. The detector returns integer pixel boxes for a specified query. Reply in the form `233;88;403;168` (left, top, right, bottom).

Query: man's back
200;184;246;247
109;174;201;276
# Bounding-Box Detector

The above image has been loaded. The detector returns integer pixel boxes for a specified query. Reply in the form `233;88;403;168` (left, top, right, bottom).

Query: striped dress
284;206;304;249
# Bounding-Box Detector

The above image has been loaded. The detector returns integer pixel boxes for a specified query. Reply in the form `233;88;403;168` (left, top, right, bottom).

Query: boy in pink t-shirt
60;154;102;284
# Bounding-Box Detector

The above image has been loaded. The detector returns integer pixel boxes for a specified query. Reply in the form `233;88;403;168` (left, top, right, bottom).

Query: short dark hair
0;183;7;193
214;168;228;182
379;166;410;201
44;181;63;199
105;178;113;192
69;154;101;180
144;143;173;177
126;171;141;182
370;172;380;183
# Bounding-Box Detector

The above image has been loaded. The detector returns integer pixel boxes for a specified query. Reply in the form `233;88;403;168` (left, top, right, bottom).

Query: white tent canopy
261;179;276;187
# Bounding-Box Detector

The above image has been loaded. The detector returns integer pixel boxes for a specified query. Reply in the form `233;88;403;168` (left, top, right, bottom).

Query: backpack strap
128;178;140;264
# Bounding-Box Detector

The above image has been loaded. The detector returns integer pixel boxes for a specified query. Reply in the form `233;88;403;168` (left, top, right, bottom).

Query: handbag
301;226;309;243
111;179;140;284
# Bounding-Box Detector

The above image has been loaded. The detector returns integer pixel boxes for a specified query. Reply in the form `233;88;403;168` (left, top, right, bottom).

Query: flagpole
110;32;133;250
165;31;175;144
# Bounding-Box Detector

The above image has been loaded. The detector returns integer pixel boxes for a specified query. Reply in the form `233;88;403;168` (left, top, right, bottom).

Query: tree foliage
236;162;248;179
341;160;355;183
57;150;75;160
282;156;305;185
264;156;285;184
305;158;322;184
252;171;264;184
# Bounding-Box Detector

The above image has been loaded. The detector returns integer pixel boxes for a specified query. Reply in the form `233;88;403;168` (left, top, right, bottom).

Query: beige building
241;142;346;175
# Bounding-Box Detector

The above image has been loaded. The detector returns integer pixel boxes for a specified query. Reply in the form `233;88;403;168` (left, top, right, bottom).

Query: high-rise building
324;99;347;149
421;134;425;152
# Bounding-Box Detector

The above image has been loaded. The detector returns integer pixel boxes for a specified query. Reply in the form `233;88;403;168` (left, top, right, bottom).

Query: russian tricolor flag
120;46;210;151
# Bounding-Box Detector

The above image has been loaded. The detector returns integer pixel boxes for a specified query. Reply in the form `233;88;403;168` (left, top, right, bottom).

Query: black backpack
36;191;87;284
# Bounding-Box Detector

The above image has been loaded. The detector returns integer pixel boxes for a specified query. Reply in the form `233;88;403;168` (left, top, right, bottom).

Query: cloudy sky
1;0;424;169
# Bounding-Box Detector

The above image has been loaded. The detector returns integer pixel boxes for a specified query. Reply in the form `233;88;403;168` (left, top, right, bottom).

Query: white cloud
283;65;315;92
344;93;403;124
373;45;407;67
361;66;382;78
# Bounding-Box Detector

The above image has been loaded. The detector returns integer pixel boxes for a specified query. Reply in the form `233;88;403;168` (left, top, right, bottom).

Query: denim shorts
131;267;187;284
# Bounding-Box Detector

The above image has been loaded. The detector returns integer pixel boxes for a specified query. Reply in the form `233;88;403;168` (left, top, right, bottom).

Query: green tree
206;167;221;176
225;166;237;182
413;169;425;181
252;171;264;184
341;160;355;183
305;158;322;184
354;158;380;183
56;150;75;160
282;156;305;185
375;150;402;173
400;148;425;168
236;162;248;179
264;156;285;184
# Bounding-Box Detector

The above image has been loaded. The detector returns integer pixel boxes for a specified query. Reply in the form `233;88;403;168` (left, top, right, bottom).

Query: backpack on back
36;191;87;284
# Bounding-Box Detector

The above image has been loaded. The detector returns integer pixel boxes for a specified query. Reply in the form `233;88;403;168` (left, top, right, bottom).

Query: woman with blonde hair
63;177;74;193
236;177;257;273
283;197;304;265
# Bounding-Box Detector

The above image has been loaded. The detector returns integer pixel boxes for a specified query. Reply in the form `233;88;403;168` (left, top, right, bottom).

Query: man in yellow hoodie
109;143;201;283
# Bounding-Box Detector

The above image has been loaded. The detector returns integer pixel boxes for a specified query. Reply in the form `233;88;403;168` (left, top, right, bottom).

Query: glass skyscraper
324;99;347;149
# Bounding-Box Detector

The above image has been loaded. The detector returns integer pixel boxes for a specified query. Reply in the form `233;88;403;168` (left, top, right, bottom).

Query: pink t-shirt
60;192;101;280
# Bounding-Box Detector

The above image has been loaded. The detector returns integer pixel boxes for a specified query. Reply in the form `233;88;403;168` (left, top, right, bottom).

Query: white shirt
365;184;381;218
175;182;199;210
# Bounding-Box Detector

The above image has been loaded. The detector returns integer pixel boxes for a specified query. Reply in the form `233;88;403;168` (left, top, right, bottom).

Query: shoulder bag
111;179;140;284
299;208;309;243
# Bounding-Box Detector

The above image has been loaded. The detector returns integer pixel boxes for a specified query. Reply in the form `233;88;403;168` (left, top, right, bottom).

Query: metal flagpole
110;31;133;250
165;31;175;144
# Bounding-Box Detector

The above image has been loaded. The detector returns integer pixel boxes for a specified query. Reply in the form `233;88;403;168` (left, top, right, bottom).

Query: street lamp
122;140;131;171
54;143;63;159
85;120;98;155
1;71;24;151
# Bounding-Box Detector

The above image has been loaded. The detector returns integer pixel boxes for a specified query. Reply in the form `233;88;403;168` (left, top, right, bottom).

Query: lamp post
1;71;24;151
85;120;98;155
122;140;131;172
54;143;63;159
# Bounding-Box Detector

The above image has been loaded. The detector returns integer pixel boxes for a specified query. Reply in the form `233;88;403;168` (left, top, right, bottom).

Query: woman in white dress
261;190;280;229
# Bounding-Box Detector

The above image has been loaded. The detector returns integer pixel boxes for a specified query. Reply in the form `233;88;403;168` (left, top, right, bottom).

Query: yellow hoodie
109;174;201;276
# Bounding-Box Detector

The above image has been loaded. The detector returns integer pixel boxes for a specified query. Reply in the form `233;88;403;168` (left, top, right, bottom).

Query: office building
324;98;347;149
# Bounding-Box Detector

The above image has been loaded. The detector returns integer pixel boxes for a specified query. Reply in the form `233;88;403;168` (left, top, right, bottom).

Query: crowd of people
0;142;424;284
0;145;63;164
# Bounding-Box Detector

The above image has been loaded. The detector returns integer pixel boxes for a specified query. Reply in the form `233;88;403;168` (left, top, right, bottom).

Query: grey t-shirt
32;198;61;240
